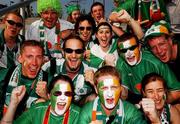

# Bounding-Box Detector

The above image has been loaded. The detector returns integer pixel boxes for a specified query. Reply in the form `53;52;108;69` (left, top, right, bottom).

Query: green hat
66;4;80;15
37;0;62;14
144;20;171;41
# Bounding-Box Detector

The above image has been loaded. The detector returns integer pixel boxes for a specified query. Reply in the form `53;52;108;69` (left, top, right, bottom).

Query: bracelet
1;120;12;123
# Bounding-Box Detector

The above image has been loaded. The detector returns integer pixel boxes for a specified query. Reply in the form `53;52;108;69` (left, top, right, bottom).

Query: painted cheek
50;94;57;109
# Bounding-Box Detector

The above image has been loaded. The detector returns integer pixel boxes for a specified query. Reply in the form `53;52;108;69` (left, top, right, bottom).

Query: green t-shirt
78;97;147;124
116;50;180;94
14;102;80;124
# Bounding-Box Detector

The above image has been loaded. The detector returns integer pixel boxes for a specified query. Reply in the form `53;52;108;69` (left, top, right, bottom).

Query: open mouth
57;102;66;110
127;56;135;62
106;98;114;104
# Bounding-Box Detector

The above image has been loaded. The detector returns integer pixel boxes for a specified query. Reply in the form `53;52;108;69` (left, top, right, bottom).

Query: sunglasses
53;91;73;97
6;20;23;28
79;26;92;31
64;48;84;54
119;45;138;53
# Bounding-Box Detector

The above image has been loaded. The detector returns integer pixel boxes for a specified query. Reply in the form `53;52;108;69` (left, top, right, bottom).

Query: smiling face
64;38;84;72
96;25;112;52
41;8;59;28
78;20;93;43
50;80;72;116
18;46;43;79
4;13;23;38
97;75;121;110
91;5;104;24
148;35;172;63
71;10;80;23
143;80;165;111
118;37;140;66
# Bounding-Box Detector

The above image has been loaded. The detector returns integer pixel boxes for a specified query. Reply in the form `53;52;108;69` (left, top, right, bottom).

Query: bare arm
1;86;26;124
170;105;180;124
167;91;180;104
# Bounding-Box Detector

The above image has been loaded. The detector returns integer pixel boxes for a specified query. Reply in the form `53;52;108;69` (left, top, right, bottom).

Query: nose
153;92;160;100
72;51;76;57
32;58;38;65
107;89;113;97
154;46;161;54
60;94;66;101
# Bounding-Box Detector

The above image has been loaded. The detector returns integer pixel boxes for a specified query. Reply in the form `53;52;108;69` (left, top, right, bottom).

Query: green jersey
14;102;80;124
78;97;147;124
116;50;180;94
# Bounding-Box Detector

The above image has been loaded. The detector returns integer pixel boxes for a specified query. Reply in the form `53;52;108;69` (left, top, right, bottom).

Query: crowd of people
0;0;179;124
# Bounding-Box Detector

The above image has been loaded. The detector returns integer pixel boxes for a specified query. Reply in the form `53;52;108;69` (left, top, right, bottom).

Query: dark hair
48;74;74;94
94;66;121;86
141;72;167;93
4;11;23;22
95;22;113;45
90;2;104;13
20;40;44;55
62;34;85;51
74;14;96;34
118;33;139;45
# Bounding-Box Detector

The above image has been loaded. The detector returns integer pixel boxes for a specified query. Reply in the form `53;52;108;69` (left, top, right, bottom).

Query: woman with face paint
78;66;148;124
1;75;80;124
140;72;180;124
88;22;119;68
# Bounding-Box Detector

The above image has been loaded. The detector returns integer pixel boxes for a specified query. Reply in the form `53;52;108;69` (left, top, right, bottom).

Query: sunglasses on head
64;48;84;54
79;26;92;31
119;44;138;53
6;20;23;28
53;91;73;97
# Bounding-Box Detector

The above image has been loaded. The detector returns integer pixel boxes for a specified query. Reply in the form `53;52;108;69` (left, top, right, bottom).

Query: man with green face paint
116;33;180;104
42;35;97;106
1;74;80;124
78;66;154;124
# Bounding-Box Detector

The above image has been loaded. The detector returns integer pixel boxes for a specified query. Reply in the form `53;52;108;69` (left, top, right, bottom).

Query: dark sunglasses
79;26;92;31
119;45;138;53
53;91;73;97
64;48;84;54
6;20;23;28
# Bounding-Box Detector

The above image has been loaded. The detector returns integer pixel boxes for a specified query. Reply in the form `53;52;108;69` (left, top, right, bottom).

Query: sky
0;0;114;19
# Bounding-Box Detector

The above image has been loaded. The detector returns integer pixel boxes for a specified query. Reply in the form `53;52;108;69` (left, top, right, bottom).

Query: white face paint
51;82;72;116
103;79;115;109
119;38;140;66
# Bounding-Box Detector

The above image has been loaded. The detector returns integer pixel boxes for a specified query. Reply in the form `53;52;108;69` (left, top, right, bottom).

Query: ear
18;54;23;63
142;90;146;97
94;85;98;94
62;50;65;57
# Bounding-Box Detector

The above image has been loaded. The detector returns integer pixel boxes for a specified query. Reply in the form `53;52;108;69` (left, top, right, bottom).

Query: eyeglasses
79;26;92;31
6;20;23;28
119;45;138;53
64;48;84;54
53;91;73;97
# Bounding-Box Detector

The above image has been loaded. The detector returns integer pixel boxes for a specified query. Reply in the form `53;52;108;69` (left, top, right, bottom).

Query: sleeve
78;102;93;124
123;102;147;124
13;108;33;124
159;63;180;91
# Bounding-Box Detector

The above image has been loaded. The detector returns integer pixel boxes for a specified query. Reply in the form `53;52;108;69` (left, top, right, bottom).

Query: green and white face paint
97;78;121;109
50;81;72;116
118;38;140;66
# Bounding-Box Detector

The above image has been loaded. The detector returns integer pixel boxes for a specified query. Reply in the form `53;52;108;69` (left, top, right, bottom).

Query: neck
101;103;114;116
171;44;177;61
101;45;109;52
66;66;80;79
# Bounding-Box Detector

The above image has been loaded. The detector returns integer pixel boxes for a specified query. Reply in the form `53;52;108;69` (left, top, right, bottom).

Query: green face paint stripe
97;81;106;105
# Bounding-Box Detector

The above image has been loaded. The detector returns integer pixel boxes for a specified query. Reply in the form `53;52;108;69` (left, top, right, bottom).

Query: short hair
48;74;74;94
118;33;139;45
141;72;167;93
94;66;121;86
74;14;96;34
4;11;23;22
90;2;104;13
62;34;85;50
20;40;44;55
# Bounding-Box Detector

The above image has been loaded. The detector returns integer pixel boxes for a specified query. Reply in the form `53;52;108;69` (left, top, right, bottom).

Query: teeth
57;102;66;106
